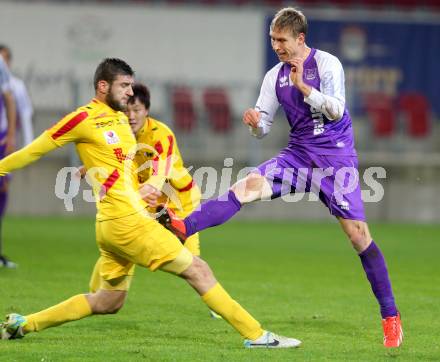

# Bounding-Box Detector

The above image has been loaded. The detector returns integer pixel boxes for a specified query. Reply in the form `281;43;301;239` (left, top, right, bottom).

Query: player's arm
0;132;57;176
292;55;345;121
0;110;87;176
244;69;279;139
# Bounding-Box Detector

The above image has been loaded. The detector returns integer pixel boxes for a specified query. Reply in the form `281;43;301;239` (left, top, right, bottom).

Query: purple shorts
254;146;365;221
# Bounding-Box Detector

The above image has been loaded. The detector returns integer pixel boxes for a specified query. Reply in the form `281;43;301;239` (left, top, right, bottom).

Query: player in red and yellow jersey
89;82;223;318
129;83;201;255
0;58;300;348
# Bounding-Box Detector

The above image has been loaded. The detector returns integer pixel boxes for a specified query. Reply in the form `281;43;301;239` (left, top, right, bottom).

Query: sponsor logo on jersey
279;75;289;88
338;200;350;210
104;130;120;144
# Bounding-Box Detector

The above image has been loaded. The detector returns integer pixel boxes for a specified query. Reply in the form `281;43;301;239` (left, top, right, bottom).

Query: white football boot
244;330;301;348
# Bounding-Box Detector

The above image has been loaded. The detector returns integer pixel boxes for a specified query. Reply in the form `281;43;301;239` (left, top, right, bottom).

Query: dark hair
93;58;134;90
128;83;151;110
0;44;11;60
270;7;307;38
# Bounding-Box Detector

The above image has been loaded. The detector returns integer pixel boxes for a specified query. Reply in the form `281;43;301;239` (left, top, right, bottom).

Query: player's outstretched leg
158;172;274;241
1;294;92;339
157;190;242;242
157;173;272;240
1;290;126;340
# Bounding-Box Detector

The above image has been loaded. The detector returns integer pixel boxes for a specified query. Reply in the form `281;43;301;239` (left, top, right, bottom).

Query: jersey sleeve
0;132;58;176
146;131;176;191
304;52;346;121
12;77;34;145
45;110;89;146
252;66;280;138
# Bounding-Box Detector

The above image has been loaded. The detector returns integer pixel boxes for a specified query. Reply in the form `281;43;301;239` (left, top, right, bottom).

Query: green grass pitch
1;217;439;361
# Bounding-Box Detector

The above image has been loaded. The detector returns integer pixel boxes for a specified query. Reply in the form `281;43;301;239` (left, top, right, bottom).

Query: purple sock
359;241;398;318
184;190;242;236
0;191;7;217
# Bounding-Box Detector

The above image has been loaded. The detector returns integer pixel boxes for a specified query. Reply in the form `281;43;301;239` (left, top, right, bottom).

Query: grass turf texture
0;217;439;361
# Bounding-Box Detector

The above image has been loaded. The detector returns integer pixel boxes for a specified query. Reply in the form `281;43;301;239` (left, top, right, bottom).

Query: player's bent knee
180;256;214;282
179;256;217;295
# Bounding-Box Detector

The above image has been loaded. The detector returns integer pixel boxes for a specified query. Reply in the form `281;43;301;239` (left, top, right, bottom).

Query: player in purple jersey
158;7;402;348
0;46;17;268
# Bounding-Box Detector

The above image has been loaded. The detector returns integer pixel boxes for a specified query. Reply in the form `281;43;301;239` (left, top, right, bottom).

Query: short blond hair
270;7;308;38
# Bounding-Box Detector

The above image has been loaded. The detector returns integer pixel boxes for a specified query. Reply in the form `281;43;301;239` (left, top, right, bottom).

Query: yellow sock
202;283;263;340
24;294;92;333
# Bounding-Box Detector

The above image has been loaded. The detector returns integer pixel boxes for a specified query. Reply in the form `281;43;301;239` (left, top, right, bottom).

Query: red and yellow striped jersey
135;117;193;192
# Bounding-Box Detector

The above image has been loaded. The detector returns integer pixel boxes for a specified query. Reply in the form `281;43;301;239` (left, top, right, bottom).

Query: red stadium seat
398;92;430;138
424;0;440;11
364;93;395;137
203;87;232;133
171;86;196;132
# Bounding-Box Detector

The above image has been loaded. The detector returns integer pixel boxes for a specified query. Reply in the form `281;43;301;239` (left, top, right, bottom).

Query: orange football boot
157;206;188;242
382;313;403;348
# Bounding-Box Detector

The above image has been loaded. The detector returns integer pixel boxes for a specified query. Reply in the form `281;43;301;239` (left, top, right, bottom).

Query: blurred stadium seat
364;93;395;137
171;86;196;132
399;92;430;138
202;87;232;133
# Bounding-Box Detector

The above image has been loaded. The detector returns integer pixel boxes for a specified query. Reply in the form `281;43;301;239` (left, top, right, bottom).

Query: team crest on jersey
305;68;317;80
279;75;289;88
103;130;120;144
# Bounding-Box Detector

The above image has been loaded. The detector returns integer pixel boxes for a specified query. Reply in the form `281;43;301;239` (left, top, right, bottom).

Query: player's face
270;27;305;63
0;49;11;67
126;98;148;134
106;75;134;111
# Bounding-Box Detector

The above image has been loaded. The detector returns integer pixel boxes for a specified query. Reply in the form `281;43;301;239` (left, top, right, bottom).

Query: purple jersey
252;48;356;156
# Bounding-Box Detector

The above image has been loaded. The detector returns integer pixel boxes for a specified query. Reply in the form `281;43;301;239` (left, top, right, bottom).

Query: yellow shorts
89;256;134;292
92;211;193;291
183;233;200;256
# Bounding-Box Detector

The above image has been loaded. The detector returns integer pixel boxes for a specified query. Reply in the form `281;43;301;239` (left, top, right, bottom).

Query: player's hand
289;58;312;96
76;165;87;179
140;183;163;207
5;135;15;155
243;108;261;128
289;57;304;87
